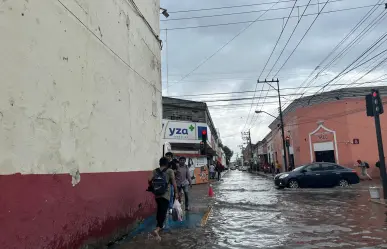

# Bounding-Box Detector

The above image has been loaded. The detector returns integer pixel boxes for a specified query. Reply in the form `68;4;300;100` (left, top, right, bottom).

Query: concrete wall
0;0;162;175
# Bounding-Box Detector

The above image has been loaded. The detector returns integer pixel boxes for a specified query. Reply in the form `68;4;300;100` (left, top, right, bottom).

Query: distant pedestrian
209;163;215;179
148;157;178;241
216;162;222;181
356;159;372;180
275;160;281;174
176;157;192;211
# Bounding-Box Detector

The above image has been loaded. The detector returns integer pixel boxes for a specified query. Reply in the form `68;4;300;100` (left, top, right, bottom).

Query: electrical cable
242;1;298;132
161;4;383;31
272;0;331;78
167;1;282;89
162;0;341;22
294;4;385;101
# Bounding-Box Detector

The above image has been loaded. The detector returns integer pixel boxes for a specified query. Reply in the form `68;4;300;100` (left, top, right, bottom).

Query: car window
321;163;337;171
305;164;321;172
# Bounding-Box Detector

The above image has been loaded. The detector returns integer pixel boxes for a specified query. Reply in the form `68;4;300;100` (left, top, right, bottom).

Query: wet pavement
115;170;387;249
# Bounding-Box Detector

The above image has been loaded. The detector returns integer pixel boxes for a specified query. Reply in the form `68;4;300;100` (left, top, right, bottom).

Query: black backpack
151;168;169;196
365;162;370;168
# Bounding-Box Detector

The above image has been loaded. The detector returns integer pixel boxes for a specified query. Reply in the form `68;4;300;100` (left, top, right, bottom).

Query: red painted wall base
0;171;155;249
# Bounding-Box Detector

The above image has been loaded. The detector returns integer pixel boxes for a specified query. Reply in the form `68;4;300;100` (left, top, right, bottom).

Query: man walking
165;152;175;212
209;163;215;179
356;159;372;180
148;157;178;241
176;157;192;211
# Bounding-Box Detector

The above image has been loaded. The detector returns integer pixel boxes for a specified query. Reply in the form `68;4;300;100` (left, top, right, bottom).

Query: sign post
366;89;387;199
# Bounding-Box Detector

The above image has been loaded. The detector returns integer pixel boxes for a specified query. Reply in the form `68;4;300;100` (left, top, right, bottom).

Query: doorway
315;150;335;163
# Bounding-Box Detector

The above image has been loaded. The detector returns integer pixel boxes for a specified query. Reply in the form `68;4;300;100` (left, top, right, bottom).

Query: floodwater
116;170;387;249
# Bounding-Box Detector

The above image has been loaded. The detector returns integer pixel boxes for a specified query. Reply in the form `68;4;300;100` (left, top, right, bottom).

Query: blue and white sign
162;120;196;140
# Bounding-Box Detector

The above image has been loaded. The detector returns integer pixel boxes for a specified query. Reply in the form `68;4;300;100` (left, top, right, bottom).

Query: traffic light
200;130;207;155
366;89;384;116
285;136;290;147
372;89;384;115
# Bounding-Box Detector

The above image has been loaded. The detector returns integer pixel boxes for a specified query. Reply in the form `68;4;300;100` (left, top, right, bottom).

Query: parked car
230;165;236;170
274;162;360;189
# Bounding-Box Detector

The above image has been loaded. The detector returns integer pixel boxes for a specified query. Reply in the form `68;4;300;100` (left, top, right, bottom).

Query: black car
274;162;360;189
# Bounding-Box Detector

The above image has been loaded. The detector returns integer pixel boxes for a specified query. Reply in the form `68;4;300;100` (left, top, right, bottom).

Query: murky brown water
116;170;387;249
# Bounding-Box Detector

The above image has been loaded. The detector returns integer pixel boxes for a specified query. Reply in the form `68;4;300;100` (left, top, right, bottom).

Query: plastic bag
172;200;183;221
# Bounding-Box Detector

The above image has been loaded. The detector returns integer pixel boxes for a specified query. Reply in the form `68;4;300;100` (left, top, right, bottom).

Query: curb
200;205;213;226
370;198;387;206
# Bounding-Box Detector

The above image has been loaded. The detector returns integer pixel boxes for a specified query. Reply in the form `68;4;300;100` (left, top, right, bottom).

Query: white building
0;1;161;249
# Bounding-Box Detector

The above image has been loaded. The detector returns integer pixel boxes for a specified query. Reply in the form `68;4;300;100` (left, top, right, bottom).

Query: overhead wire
272;0;332;78
242;0;298;132
249;0;313;129
161;4;383;31
162;0;342;22
166;1;282;89
294;3;385;101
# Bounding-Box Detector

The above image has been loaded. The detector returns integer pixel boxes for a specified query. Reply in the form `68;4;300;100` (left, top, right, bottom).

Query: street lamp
255;110;277;119
160;8;169;18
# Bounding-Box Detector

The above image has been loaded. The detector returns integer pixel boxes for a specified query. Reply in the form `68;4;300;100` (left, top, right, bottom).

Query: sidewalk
110;183;215;248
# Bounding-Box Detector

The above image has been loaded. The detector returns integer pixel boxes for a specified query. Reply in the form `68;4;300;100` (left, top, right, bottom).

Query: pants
155;197;169;229
169;186;174;209
217;171;221;181
361;167;372;179
210;172;215;179
178;185;189;209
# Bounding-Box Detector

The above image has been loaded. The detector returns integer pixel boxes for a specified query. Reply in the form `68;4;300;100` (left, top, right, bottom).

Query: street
117;170;387;249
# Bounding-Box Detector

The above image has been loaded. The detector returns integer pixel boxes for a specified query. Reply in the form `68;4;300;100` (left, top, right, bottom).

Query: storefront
161;119;217;184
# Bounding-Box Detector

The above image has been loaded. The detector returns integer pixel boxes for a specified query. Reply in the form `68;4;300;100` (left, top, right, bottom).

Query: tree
222;146;233;166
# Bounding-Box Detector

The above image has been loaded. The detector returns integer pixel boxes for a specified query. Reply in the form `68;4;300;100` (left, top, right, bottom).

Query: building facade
0;1;161;249
162;97;222;184
262;86;387;177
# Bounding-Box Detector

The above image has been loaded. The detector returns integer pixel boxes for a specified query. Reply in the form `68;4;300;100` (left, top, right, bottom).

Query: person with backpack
148;157;178;241
356;159;372;180
176;157;192;211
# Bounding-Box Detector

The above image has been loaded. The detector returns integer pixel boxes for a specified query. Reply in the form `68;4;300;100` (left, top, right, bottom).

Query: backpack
365;162;370;168
151;168;169;196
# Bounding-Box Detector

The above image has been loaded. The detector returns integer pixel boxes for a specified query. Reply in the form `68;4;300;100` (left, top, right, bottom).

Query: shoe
185;207;190;211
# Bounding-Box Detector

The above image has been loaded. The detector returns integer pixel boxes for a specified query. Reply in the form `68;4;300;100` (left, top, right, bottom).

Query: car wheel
288;179;299;189
338;179;349;187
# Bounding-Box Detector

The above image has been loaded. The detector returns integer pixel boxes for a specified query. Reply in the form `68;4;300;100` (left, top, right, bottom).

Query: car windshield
292;165;307;171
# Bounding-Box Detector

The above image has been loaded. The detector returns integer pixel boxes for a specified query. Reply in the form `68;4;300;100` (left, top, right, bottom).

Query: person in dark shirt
148;157;178;241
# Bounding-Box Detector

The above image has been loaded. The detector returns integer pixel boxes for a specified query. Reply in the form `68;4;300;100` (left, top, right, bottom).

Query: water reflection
117;171;387;249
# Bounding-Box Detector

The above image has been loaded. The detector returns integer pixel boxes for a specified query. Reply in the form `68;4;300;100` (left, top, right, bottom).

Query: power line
166;83;357;98
294;4;386;101
265;0;312;78
162;0;341;22
168;0;298;13
308;30;387;102
243;1;298;132
272;0;331;78
248;0;327;130
167;1;281;88
161;4;383;31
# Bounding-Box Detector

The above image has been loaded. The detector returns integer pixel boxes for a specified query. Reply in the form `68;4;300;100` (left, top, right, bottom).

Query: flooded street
117;170;387;249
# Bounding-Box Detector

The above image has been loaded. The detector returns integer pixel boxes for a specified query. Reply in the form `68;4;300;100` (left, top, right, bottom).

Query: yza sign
162;120;196;140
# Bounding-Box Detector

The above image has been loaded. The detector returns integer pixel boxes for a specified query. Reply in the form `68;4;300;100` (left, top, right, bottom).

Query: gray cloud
160;0;387;157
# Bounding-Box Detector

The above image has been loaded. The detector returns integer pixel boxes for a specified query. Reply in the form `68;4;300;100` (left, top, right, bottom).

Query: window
321;163;338;171
305;164;321;172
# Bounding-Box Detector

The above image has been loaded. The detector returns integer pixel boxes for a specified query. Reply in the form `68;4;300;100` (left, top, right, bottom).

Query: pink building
266;86;387;178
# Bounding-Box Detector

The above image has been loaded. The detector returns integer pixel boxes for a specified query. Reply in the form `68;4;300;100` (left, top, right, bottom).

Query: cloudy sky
158;0;387;158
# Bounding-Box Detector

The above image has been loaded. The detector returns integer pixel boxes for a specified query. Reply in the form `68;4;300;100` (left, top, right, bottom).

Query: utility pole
366;89;387;199
257;78;288;171
242;131;253;170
